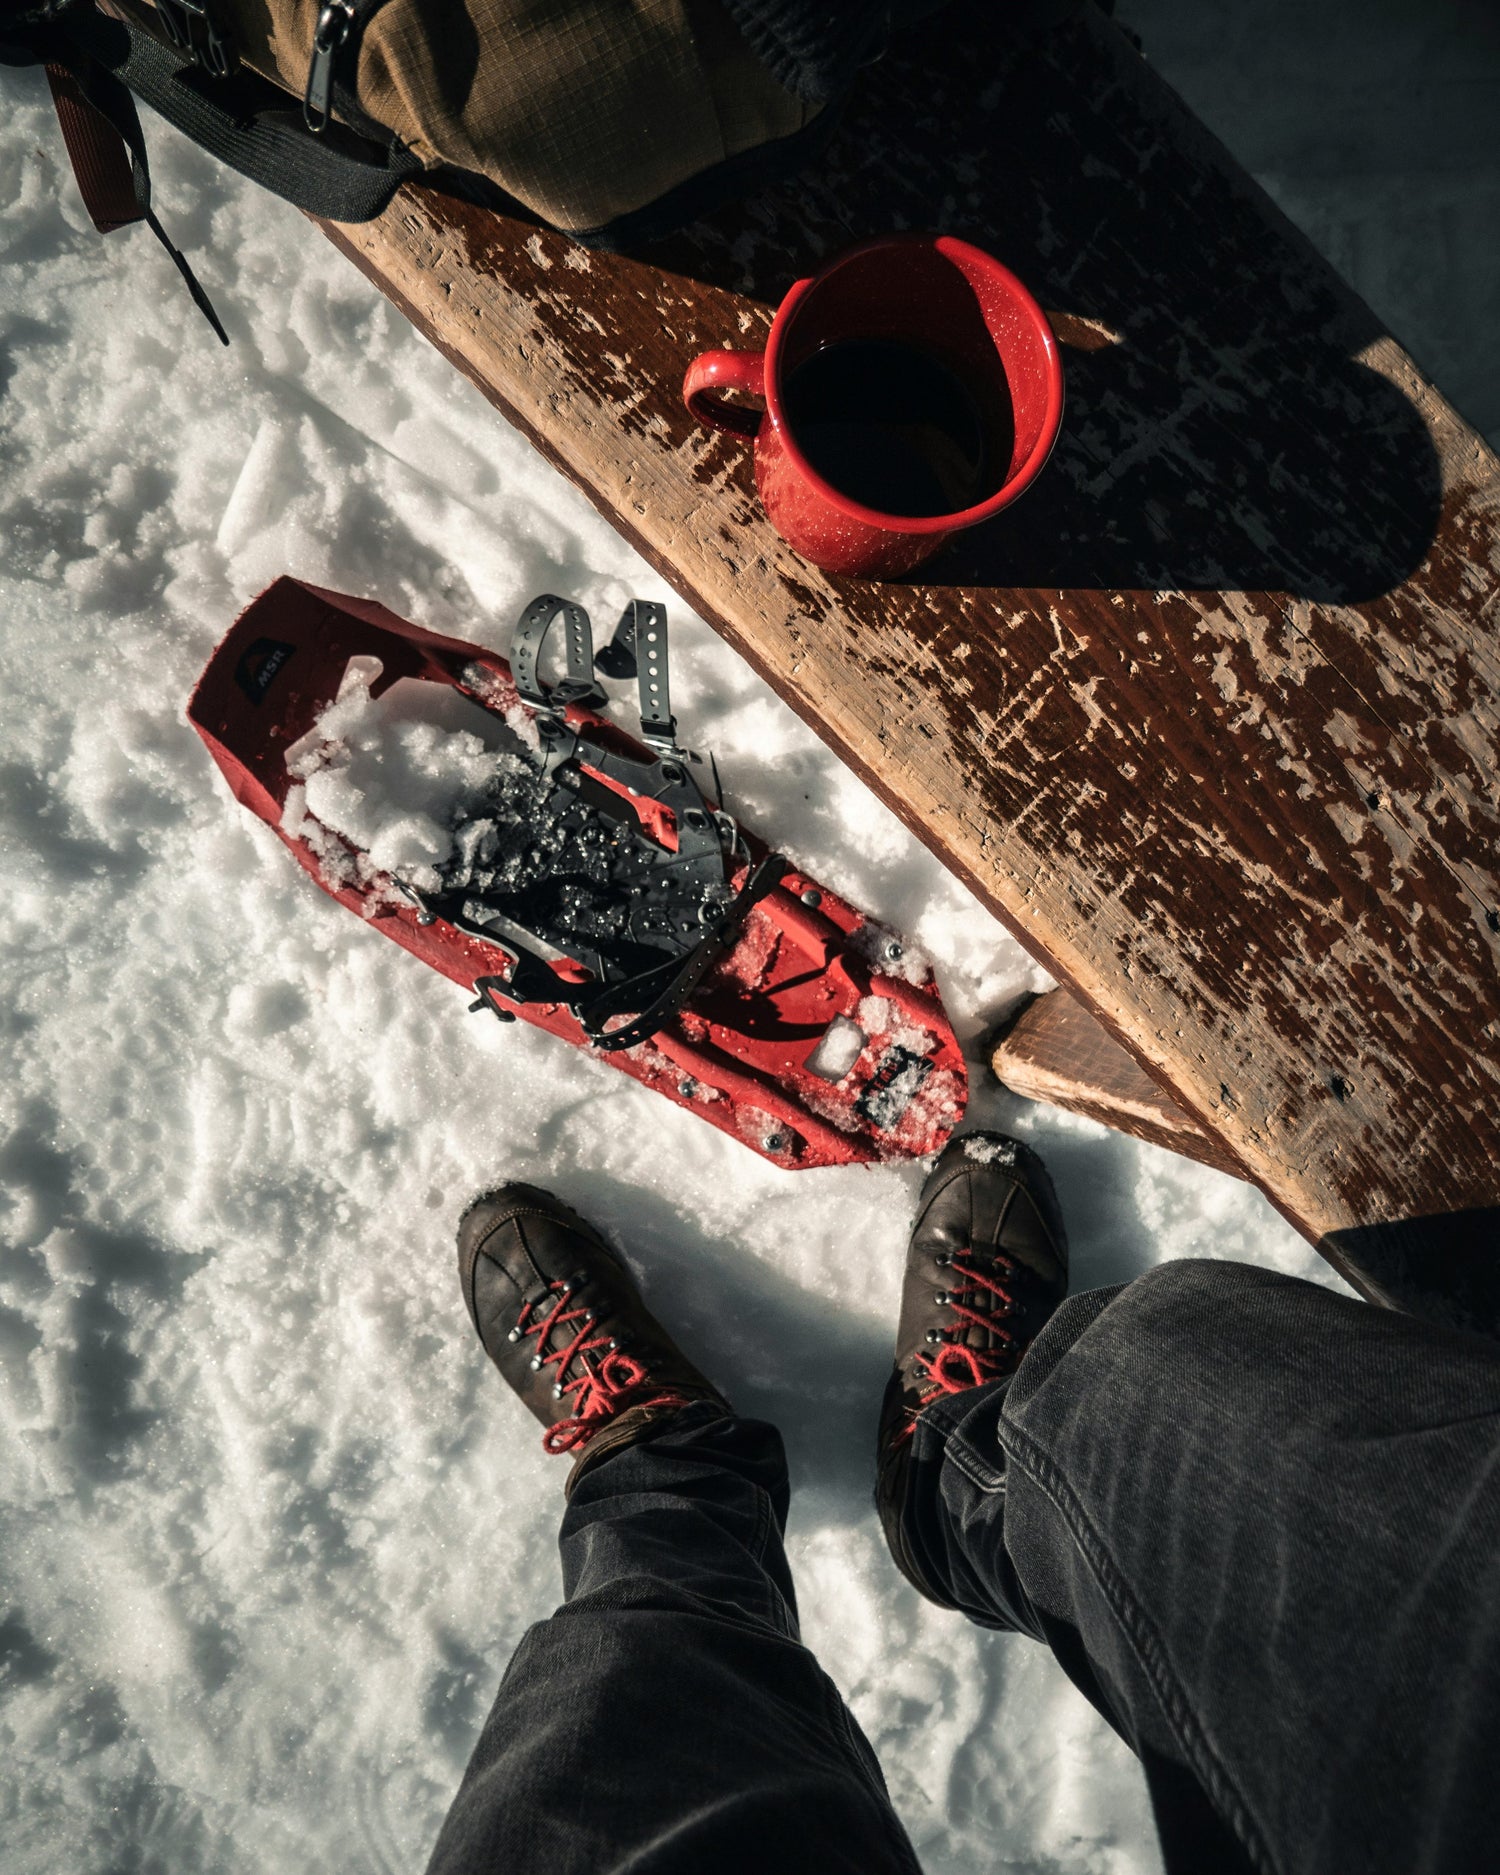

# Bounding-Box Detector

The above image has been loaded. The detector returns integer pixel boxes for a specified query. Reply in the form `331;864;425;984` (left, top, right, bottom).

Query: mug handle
683;350;767;439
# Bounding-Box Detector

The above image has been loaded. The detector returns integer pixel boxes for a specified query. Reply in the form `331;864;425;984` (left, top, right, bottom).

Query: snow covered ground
1;5;1496;1871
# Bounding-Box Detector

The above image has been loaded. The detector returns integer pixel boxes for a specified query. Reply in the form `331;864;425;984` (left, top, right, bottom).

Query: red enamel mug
683;234;1064;579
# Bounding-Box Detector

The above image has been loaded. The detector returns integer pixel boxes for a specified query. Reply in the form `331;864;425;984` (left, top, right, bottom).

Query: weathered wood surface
990;991;1243;1181
319;1;1500;1310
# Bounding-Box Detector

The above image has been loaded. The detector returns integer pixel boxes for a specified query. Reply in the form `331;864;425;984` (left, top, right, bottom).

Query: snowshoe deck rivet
885;941;904;961
763;1132;787;1152
800;889;822;907
678;1080;695;1098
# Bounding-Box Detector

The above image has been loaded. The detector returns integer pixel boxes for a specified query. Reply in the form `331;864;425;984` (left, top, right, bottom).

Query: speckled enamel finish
684;234;1064;578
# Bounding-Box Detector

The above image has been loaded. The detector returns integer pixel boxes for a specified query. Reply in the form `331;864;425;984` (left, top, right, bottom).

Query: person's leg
880;1141;1500;1874
428;1186;919;1875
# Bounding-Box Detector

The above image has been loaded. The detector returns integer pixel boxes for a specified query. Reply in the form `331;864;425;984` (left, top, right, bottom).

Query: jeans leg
899;1259;1500;1875
427;1403;921;1875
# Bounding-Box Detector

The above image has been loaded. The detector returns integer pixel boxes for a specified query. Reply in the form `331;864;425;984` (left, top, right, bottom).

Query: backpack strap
64;10;423;222
44;61;139;231
42;47;228;341
4;3;423;339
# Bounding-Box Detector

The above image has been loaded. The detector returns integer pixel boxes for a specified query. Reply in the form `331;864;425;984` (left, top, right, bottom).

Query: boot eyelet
925;1328;944;1343
934;1252;952;1266
506;1327;521;1342
552;1383;564;1399
933;1291;949;1306
529;1355;544;1371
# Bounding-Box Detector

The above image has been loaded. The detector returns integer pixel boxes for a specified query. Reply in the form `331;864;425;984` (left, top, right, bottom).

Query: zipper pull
304;0;357;133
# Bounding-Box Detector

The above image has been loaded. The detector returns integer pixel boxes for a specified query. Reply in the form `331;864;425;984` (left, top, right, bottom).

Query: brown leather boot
457;1183;729;1488
875;1133;1068;1601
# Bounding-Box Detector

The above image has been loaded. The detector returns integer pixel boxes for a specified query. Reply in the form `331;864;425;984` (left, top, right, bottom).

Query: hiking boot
875;1132;1068;1600
457;1183;728;1485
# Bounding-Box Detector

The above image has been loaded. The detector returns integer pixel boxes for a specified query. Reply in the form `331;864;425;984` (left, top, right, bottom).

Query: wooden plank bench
989;988;1247;1182
317;0;1500;1325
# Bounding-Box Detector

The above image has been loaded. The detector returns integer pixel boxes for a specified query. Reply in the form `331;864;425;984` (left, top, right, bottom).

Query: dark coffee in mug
782;338;1014;519
683;234;1062;576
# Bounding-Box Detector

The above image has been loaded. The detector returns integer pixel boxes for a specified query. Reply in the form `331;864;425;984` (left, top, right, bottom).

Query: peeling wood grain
318;2;1500;1273
990;990;1249;1186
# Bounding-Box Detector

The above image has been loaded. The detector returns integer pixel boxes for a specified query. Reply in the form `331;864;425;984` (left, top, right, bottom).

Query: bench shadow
919;320;1443;603
1323;1209;1500;1340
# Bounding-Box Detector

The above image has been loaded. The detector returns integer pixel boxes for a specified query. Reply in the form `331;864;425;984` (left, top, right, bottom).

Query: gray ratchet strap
583;596;677;751
593;599;640;678
469;588;752;1050
511;594;607;717
606;600;675;749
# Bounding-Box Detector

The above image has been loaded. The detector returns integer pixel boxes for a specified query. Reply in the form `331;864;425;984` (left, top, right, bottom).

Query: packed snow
3;6;1496;1872
281;666;531;909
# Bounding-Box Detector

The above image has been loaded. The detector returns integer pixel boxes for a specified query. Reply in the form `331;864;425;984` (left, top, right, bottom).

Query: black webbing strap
579;853;790;1051
510;595;606;714
25;8;422;223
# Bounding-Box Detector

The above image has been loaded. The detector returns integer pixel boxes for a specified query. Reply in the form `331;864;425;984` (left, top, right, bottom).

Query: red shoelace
899;1248;1023;1441
514;1280;691;1454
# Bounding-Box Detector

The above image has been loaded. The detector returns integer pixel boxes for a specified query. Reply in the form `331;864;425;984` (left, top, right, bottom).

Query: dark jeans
427;1260;1500;1875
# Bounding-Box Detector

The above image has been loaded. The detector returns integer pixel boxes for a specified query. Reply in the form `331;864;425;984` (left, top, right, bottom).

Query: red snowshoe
189;578;967;1168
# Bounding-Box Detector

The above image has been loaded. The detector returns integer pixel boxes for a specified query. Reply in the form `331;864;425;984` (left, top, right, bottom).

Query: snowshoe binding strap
593;600;643;679
576;853;790;1051
543;596;675;751
457;591;761;1050
622;601;675;751
511;594;607;717
469;854;788;1051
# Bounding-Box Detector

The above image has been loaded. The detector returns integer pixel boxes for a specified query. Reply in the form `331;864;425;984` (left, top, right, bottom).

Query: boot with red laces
457;1184;729;1486
876;1132;1068;1600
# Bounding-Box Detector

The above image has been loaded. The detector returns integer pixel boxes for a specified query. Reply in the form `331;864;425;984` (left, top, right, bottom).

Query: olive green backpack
2;0;935;337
